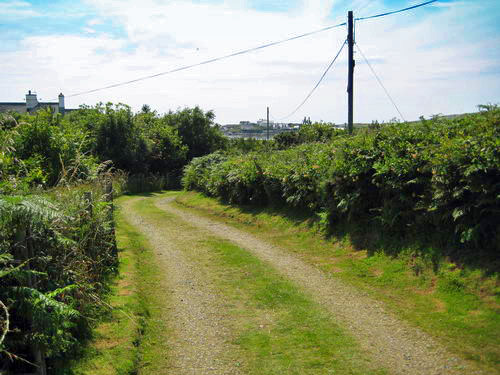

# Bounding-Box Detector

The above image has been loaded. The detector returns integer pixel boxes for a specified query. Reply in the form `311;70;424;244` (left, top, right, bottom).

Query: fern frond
46;284;78;299
0;259;30;279
0;195;62;225
13;286;80;319
0;253;13;264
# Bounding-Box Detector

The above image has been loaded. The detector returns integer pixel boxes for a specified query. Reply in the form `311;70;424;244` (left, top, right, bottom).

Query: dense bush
162;107;227;160
0;184;116;373
226;137;268;154
0;104;226;194
273;122;344;149
1;113;100;193
183;106;500;257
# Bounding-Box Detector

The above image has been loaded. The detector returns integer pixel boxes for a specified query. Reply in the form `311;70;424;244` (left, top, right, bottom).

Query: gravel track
158;197;484;375
122;198;241;375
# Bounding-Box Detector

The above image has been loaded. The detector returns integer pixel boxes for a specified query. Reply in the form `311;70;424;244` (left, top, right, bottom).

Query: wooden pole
348;11;355;134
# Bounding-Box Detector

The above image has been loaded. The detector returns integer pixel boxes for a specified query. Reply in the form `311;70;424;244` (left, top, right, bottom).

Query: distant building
239;121;257;130
0;90;75;115
256;119;275;127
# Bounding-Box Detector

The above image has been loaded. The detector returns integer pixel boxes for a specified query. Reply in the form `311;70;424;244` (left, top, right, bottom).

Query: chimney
58;93;65;114
26;90;38;110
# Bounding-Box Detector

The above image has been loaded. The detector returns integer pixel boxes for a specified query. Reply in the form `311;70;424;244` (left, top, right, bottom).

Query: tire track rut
122;197;240;375
158;197;484;375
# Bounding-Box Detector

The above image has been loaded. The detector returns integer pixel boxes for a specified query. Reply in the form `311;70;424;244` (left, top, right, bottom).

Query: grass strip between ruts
136;193;387;375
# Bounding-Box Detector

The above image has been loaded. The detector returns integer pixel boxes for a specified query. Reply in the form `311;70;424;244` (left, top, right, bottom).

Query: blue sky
0;0;124;50
2;1;464;41
1;0;499;123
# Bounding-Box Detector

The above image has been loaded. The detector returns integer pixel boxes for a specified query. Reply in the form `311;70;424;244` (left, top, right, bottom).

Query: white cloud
0;1;40;18
431;1;466;9
88;18;103;26
1;0;499;124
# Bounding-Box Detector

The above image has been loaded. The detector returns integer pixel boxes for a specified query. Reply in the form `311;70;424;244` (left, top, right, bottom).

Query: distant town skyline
1;0;499;124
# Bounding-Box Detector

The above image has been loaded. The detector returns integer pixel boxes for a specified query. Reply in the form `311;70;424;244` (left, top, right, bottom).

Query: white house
0;91;72;115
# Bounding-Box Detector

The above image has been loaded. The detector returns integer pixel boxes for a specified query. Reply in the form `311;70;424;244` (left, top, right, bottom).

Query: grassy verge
134;193;387;374
67;195;170;374
174;191;500;374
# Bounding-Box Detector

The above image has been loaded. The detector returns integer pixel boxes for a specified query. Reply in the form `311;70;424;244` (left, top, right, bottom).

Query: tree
94;103;148;173
135;113;188;174
163;107;227;160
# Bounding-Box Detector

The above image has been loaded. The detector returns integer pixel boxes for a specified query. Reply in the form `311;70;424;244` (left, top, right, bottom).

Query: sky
1;0;499;124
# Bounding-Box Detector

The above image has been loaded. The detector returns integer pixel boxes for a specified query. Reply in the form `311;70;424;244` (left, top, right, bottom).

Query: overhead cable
275;40;347;121
355;42;406;122
55;0;438;102
60;22;347;100
355;0;437;21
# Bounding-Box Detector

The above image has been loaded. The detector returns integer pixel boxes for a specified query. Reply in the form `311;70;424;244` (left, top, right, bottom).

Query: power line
271;1;437;123
275;40;347;121
54;0;438;103
355;42;406;122
355;0;437;21
58;22;347;100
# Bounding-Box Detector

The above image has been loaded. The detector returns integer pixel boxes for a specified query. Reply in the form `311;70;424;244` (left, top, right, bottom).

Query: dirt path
121;198;240;375
156;196;483;375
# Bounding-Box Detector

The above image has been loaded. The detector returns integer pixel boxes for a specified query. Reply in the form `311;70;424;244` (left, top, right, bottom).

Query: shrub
182;106;500;258
273;123;344;150
0;184;117;372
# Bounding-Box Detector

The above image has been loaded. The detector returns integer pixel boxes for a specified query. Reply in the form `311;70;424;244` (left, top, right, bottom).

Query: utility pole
347;10;355;134
267;106;270;141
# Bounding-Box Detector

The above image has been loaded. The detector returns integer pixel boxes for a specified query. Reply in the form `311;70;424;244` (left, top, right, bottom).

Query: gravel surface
158;197;484;375
122;198;241;375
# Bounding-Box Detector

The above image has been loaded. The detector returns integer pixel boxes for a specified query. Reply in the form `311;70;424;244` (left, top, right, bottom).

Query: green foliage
93;103;148;173
137;114;188;173
183;106;500;258
226;137;268;154
181;151;228;193
183;143;332;210
0;186;117;372
162;106;227;160
0;110;102;194
272;131;301;149
273;122;343;150
1;103;227;194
